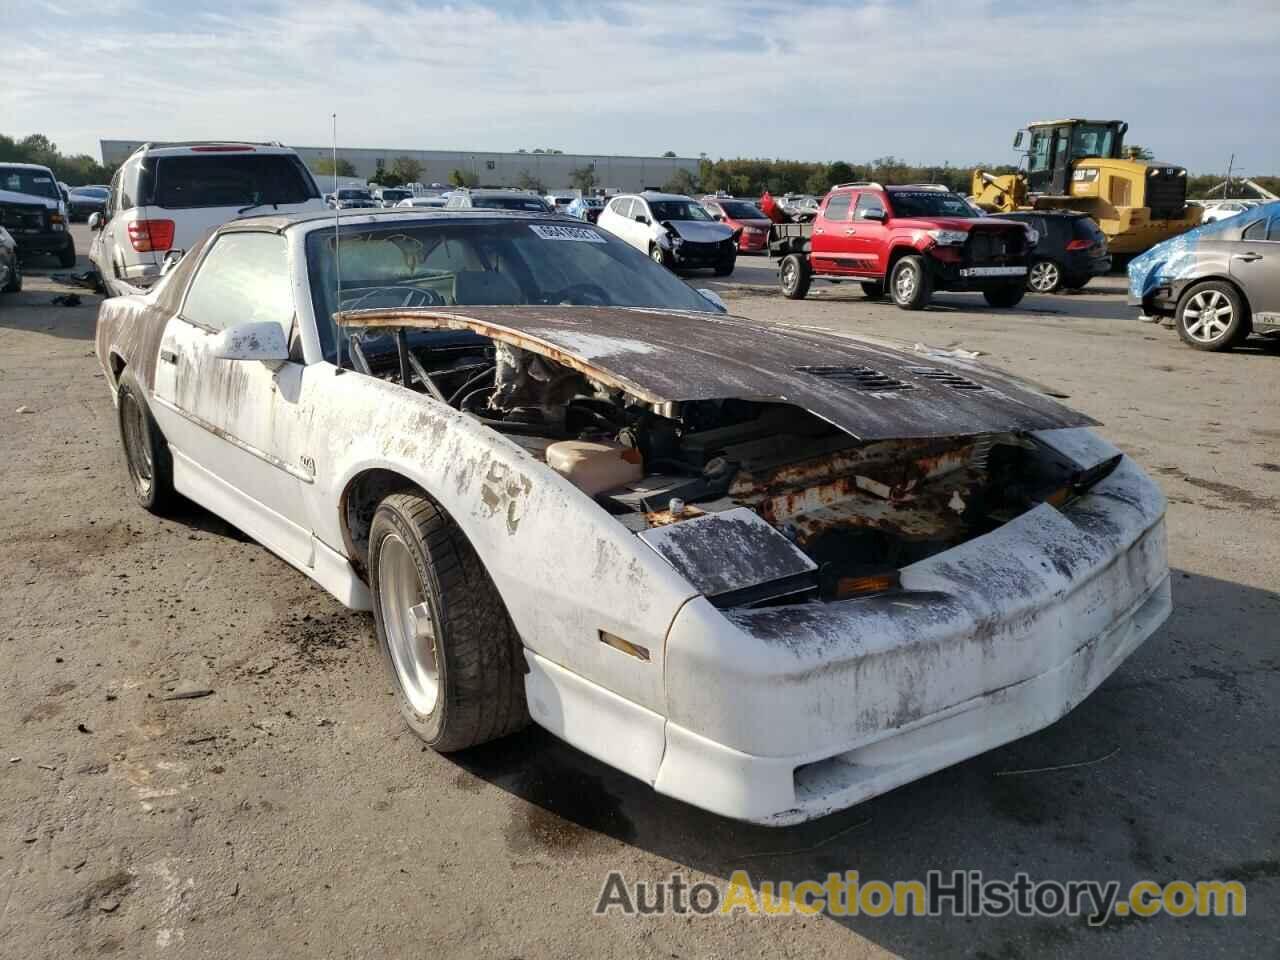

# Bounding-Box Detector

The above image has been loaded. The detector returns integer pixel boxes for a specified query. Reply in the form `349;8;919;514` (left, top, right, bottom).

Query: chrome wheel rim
1183;290;1232;343
650;246;664;264
781;259;797;290
895;264;916;301
1029;261;1059;292
377;534;439;716
120;393;153;497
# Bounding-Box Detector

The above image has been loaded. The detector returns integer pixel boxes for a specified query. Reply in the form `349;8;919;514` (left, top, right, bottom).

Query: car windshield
647;200;713;222
887;191;980;219
381;190;410;201
150;154;319;209
338;189;371;200
71;186;109;198
305;218;717;362
0;166;60;200
471;196;550;212
718;201;766;219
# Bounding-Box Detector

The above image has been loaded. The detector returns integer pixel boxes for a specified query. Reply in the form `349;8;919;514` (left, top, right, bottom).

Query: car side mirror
860;209;887;222
88;212;103;231
160;250;185;277
697;288;727;312
635;214;649;225
712;214;724;221
211;321;290;364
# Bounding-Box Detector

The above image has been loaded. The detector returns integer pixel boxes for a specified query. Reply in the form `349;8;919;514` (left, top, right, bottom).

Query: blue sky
6;0;1279;174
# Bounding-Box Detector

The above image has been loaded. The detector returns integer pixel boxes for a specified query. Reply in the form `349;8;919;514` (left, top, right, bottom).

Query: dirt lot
1;227;1277;959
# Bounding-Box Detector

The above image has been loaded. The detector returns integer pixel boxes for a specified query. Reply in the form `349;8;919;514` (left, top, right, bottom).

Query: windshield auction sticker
529;224;607;243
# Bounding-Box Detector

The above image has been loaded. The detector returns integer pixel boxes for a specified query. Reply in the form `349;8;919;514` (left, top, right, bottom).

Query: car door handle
1232;253;1263;262
844;228;856;235
160;349;178;365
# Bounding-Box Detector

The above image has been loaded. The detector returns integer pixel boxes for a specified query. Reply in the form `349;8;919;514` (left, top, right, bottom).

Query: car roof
127;141;297;158
0;161;57;172
635;192;693;202
224;207;583;234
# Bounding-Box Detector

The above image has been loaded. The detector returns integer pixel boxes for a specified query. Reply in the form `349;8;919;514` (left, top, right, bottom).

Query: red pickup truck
767;183;1032;310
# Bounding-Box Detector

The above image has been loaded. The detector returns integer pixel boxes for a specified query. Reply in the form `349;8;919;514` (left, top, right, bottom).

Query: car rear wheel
58;239;76;269
116;370;175;514
779;253;811;299
1027;258;1062;293
984;284;1025;308
890;256;931;310
369;492;528;752
1176;281;1249;351
860;281;884;299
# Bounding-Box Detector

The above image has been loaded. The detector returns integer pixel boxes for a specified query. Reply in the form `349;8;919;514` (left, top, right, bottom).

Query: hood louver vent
796;365;913;392
904;366;986;391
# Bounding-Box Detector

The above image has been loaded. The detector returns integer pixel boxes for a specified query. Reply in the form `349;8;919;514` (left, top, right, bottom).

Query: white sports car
96;209;1171;825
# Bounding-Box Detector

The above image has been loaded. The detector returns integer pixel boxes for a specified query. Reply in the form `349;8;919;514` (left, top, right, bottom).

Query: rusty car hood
337;305;1096;441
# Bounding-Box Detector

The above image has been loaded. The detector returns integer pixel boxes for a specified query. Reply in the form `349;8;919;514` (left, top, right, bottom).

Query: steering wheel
542;283;611;306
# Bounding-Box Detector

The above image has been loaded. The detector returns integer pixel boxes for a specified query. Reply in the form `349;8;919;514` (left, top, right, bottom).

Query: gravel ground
0;227;1276;959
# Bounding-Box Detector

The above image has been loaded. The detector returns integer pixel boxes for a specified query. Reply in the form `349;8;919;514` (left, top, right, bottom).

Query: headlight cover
927;229;968;246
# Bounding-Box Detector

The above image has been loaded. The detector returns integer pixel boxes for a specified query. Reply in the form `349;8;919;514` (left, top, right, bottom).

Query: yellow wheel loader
971;119;1201;256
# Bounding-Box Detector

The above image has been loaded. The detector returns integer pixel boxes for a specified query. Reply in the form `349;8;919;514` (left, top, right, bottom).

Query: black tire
369;492;528;753
1175;280;1249;352
1026;258;1062;293
58;239;77;269
2;258;20;293
116;369;175;514
984;283;1026;308
860;281;884;299
890;255;932;310
714;256;735;277
650;244;669;269
779;253;811;299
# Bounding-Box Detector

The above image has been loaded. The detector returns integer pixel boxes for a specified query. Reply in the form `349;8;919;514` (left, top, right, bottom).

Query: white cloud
6;0;1279;173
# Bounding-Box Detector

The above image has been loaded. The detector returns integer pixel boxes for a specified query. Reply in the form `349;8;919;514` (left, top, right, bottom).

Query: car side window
181;233;293;336
854;193;885;220
1268;217;1280;242
1239;221;1269;241
824;191;852;221
633;199;649;222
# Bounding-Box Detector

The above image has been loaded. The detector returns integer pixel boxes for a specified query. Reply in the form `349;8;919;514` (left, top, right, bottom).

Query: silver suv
443;189;552;213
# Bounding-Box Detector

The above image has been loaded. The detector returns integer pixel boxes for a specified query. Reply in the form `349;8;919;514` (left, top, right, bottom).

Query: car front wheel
650;245;669;268
1176;281;1249;351
890;256;931;310
984;283;1025;308
58;238;77;269
369;492;528;752
1027;258;1061;293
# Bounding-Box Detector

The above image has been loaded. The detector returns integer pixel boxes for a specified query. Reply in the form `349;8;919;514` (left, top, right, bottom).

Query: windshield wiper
237;198;280;215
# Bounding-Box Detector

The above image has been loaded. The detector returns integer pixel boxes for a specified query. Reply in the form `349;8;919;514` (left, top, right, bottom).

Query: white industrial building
99;140;699;192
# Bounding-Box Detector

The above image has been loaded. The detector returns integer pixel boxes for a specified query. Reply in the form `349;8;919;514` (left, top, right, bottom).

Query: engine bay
349;330;1101;606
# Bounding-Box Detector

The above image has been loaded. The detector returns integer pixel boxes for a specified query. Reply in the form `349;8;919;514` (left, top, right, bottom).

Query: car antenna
332;112;346;375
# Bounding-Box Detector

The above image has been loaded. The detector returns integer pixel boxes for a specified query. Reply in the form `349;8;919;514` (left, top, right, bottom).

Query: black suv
997;211;1110;293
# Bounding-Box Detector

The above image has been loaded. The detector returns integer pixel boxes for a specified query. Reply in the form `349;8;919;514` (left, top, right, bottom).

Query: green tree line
0;133;117;185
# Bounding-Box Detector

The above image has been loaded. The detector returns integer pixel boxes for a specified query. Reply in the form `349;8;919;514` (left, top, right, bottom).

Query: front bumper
670;239;736;267
14;230;71;257
655;434;1170;824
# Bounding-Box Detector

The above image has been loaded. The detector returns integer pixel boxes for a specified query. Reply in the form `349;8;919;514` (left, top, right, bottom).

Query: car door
849;191;890;276
151;230;313;569
631;197;658;251
1230;214;1280;324
811;190;855;274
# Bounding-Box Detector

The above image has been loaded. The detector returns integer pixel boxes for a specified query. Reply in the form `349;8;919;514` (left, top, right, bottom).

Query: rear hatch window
1072;217;1106;245
147;154;319;209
